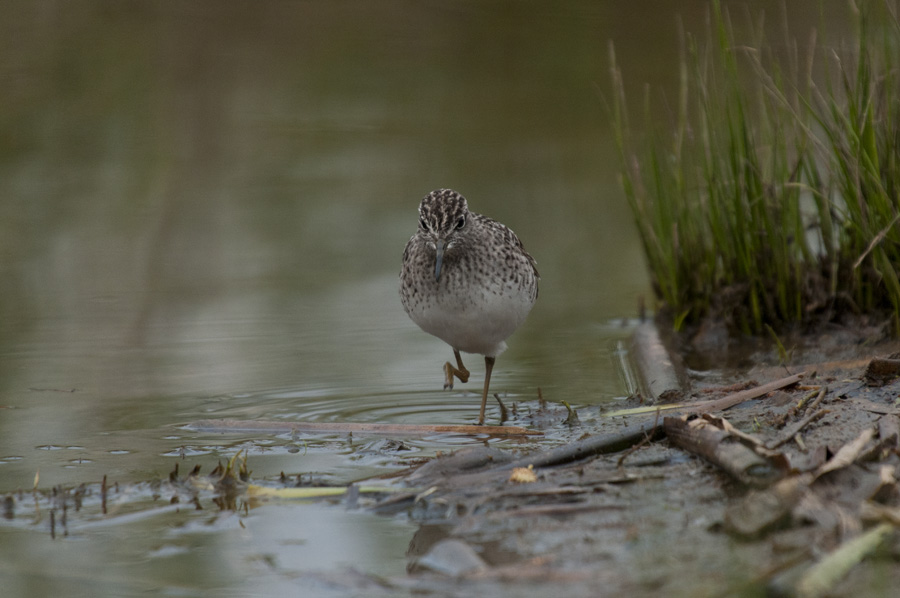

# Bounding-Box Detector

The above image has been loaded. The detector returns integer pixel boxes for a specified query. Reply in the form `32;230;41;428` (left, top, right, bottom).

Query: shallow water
0;1;848;595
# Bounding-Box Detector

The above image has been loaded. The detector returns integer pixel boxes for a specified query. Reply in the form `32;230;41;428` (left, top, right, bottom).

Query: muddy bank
376;326;900;598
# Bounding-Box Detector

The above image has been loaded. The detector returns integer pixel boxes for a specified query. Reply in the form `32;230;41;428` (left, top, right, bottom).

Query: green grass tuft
611;0;900;335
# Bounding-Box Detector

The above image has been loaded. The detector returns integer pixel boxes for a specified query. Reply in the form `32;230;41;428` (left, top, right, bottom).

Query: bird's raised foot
443;361;470;389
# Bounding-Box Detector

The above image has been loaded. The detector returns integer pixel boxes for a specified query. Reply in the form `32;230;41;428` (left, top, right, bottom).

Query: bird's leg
443;349;470;389
477;356;495;425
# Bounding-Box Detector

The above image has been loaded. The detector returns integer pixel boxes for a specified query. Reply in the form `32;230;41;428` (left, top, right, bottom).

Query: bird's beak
434;239;445;280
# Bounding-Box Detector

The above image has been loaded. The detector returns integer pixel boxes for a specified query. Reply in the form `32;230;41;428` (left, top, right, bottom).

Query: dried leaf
814;427;877;479
795;522;895;598
509;465;537;484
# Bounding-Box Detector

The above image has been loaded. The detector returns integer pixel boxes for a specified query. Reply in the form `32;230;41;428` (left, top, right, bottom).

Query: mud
376;326;900;598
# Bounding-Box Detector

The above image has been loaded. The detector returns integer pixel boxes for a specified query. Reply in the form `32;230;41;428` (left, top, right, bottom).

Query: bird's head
417;189;471;280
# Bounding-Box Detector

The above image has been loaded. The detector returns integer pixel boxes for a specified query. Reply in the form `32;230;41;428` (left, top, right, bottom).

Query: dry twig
187;419;541;437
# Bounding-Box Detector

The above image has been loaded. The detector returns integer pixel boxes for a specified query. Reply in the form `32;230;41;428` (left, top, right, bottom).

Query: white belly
409;283;535;357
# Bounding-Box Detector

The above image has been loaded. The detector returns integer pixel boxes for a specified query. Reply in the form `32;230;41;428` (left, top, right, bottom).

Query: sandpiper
400;189;539;424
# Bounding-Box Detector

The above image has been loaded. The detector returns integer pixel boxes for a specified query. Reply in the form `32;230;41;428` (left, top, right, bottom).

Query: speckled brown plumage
400;189;539;424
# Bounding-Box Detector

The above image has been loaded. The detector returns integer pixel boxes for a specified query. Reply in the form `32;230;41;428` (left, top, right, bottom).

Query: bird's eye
455;216;466;230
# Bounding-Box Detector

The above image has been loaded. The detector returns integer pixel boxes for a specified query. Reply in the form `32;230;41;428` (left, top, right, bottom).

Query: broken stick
605;372;804;418
185;419;541;437
664;416;783;488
